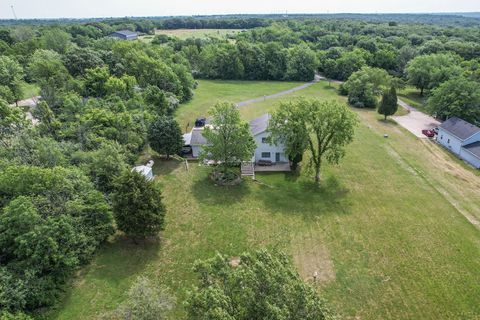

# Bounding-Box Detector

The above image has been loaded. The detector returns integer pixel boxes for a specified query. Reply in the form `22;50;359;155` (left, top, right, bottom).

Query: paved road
235;75;321;108
393;99;441;138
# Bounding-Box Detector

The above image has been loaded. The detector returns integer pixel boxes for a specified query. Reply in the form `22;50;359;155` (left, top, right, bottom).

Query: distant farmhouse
436;117;480;169
110;30;138;41
183;114;289;171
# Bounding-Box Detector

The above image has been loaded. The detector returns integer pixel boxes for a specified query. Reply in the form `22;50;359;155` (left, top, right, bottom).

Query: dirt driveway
392;99;440;138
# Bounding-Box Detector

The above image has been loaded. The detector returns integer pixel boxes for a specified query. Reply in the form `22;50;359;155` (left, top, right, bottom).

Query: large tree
343;67;392;108
270;99;357;184
427;77;480;124
148;116;183;159
378;86;398;120
111;170;165;239
405;53;463;95
201;102;256;173
186;249;334;320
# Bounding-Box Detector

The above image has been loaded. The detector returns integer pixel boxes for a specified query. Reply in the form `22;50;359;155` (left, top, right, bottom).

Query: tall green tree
186;249;335;320
378;86;398;120
270;99;357;184
111;170;165;239
427;77;480;124
200;102;256;173
405;53;463;95
148;116;183;159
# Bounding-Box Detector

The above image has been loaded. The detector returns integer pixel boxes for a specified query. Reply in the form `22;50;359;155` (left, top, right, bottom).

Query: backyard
48;80;480;320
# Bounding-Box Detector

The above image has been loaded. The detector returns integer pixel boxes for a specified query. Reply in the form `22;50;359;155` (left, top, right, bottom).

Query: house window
440;135;443;140
261;152;271;158
447;139;450;144
261;137;271;144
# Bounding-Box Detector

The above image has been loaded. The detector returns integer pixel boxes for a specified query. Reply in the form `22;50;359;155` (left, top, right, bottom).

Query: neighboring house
132;160;154;180
436;117;480;168
183;113;288;166
110;30;138;40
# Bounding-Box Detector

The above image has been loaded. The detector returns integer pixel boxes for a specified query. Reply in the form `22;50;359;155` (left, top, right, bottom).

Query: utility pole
11;5;18;20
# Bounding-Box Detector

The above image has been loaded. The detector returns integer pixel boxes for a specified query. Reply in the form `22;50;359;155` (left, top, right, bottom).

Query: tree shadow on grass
48;235;161;318
255;174;352;220
191;174;251;206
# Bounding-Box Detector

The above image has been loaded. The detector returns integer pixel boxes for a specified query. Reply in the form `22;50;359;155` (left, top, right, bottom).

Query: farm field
49;80;480;320
140;28;244;42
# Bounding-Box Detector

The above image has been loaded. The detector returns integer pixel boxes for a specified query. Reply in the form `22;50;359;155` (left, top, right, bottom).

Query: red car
422;129;435;138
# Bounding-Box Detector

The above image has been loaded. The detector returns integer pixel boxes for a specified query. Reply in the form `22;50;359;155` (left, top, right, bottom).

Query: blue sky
1;0;479;19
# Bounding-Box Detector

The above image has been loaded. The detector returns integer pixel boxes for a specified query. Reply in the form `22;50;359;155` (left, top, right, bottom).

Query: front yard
49;80;480;320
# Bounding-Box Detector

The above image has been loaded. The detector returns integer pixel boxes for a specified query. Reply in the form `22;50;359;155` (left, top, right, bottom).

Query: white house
183;113;288;168
132;160;155;180
436;117;480;168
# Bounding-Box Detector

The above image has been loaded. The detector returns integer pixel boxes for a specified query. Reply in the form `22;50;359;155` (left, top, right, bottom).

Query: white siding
253;131;288;163
459;149;480;168
463;132;480;146
437;128;463;155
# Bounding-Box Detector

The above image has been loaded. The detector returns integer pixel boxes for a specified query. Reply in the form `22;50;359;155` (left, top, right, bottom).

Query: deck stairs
241;161;255;179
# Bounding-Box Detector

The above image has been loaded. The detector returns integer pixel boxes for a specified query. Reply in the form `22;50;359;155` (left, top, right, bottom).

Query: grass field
140;29;244;42
175;80;303;131
48;80;480;320
398;86;428;112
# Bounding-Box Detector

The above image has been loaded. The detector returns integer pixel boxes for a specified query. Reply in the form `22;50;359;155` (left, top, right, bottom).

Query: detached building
437;117;480;168
110;30;138;41
132;160;154;181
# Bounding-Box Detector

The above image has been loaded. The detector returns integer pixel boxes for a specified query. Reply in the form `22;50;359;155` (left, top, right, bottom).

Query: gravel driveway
392;99;441;138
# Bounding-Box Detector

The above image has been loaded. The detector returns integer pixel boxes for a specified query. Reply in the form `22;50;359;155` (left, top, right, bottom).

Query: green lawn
175;80;303;131
398;86;428;112
48;80;480;320
139;29;244;42
20;81;40;99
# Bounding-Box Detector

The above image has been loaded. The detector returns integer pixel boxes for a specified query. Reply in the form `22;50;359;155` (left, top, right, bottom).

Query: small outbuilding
110;30;138;41
132;160;154;180
437;117;480;168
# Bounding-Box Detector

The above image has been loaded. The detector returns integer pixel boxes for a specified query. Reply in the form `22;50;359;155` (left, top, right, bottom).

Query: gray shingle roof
113;30;137;37
440;117;480;140
463;141;480;159
190;128;207;146
250;113;270;136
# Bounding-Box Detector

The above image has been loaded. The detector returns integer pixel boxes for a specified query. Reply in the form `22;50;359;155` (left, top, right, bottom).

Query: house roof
190;127;208;146
250;113;270;136
187;114;271;146
463;141;480;159
440;117;480;140
112;30;137;37
183;132;192;145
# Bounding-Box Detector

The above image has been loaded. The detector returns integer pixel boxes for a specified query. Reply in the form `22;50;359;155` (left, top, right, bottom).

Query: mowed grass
139;29;244;42
175;80;303;130
48;81;480;320
398;86;428;112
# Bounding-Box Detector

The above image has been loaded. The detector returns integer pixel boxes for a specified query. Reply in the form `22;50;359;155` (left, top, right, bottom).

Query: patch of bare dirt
291;231;335;285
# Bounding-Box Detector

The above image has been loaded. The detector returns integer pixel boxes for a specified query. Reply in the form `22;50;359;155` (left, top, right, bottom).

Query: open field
175;80;303;131
49;80;480;320
398;86;428;112
140;29;244;42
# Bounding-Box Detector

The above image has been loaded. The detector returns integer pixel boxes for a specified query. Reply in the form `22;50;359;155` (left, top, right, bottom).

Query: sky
1;0;479;19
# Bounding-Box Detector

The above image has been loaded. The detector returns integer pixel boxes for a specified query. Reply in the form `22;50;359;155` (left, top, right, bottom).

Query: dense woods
1;13;480;318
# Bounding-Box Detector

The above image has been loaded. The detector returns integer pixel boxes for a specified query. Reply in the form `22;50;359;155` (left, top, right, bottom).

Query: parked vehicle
195;117;207;127
422;129;435;138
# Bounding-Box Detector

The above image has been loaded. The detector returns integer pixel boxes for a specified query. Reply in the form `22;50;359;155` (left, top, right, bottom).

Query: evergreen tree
378;86;398;120
148;116;183;159
111;170;165;239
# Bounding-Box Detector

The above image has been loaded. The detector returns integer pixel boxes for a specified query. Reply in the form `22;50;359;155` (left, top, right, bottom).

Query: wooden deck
254;162;291;172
